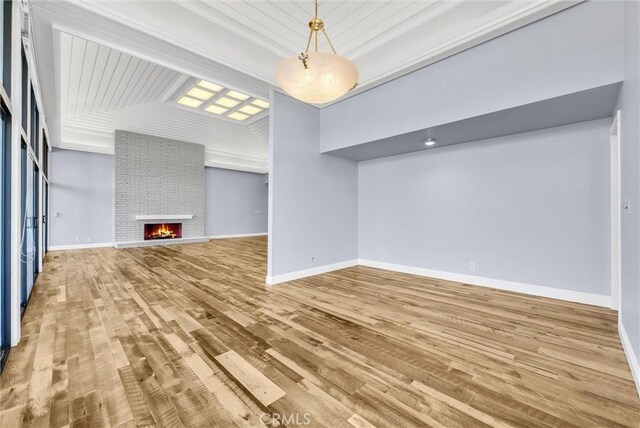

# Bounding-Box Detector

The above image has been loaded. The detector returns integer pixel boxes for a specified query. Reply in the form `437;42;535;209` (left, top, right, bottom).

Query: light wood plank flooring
1;237;638;427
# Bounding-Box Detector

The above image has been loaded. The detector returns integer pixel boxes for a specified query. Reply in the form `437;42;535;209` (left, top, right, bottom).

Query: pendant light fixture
275;0;359;105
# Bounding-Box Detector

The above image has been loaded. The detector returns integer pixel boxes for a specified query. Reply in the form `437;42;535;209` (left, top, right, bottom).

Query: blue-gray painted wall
49;149;114;247
359;119;611;296
205;167;267;236
268;91;358;277
320;1;624;152
49;151;269;246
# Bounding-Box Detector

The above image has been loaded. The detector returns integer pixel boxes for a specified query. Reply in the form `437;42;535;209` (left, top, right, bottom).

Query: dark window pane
1;1;11;97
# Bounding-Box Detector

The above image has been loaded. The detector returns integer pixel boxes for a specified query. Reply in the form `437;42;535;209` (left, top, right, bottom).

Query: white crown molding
345;1;461;60
347;0;583;94
52;0;278;90
174;0;292;59
204;149;268;174
58;138;268;173
58;140;113;155
205;161;268;174
37;0;580;99
58;121;268;173
358;259;610;308
619;318;640;398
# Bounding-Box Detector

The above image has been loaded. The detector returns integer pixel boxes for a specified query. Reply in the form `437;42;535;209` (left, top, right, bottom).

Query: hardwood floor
1;236;638;427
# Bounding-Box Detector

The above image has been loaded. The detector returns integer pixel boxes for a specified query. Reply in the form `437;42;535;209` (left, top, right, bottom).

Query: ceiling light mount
276;0;359;105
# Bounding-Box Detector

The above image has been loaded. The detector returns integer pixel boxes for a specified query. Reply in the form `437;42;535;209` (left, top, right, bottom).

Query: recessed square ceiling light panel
172;78;269;122
177;96;203;108
251;99;269;109
238;105;263;115
228;112;249;121
215;97;241;108
197;80;223;92
227;90;250;101
186;87;214;100
205;105;228;115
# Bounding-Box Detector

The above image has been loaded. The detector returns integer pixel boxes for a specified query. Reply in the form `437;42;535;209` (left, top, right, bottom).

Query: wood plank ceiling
59;32;269;173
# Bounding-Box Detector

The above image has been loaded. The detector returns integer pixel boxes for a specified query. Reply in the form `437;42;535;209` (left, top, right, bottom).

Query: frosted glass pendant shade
276;52;359;104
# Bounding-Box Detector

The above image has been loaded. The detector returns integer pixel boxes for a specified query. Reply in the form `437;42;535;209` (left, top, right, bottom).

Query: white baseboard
619;318;640;398
209;233;267;239
49;242;113;251
266;259;358;285
358;259;611;308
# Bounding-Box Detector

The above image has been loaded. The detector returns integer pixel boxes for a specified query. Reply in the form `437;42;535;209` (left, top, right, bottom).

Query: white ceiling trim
175;0;292;59
336;0;583;102
59;0;277;92
55;30;270;173
51;0;581;95
60;126;269;173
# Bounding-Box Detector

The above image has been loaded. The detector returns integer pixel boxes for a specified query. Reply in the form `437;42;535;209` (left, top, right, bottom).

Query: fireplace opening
144;223;182;240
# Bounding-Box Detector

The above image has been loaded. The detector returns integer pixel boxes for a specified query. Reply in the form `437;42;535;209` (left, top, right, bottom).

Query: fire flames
145;223;181;240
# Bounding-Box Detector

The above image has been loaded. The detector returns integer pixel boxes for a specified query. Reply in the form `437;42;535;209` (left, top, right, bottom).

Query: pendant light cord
302;0;337;55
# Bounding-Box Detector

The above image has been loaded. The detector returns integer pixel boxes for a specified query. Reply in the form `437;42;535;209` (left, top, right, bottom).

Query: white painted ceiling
62;0;579;89
30;0;580;173
59;32;269;172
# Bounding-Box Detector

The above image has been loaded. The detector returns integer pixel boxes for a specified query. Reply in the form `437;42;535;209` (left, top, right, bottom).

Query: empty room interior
1;0;640;427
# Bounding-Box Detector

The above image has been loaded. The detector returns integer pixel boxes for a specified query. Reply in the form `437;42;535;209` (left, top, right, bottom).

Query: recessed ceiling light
197;80;223;92
177;96;203;108
238;105;263;115
424;138;436;146
226;90;250;101
205;105;228;115
186;87;214;100
215;97;241;108
251;99;269;109
228;112;249;121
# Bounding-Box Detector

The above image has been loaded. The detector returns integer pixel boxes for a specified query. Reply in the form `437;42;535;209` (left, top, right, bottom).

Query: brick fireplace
113;130;206;247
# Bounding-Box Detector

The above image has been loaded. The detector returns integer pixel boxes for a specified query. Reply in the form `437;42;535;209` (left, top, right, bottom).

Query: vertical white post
9;0;21;346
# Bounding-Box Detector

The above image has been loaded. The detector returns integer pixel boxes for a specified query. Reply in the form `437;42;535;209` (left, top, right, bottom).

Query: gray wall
268;91;358;277
114;130;205;243
617;0;640;366
359;119;611;296
49;149;113;247
320;1;623;153
205;167;267;236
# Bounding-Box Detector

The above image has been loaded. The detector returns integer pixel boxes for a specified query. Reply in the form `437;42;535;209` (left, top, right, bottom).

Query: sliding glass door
32;165;38;282
19;143;36;311
43;180;47;255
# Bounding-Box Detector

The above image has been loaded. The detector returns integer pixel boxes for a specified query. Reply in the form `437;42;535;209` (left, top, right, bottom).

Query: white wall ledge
135;214;194;220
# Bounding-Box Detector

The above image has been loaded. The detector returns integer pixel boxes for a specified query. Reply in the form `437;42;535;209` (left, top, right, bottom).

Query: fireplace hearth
144;223;182;240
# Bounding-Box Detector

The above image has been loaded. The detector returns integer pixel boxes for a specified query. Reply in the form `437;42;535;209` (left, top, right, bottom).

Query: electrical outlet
311;256;315;262
624;199;631;214
469;262;476;272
